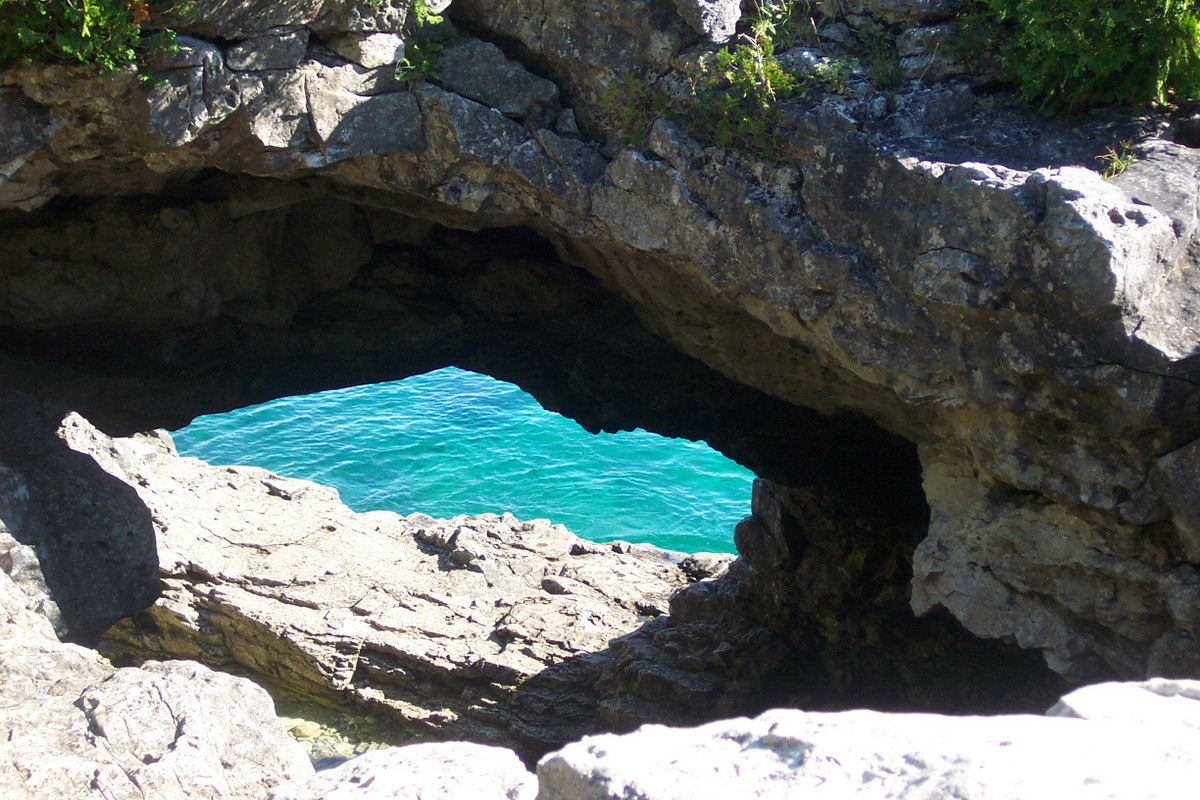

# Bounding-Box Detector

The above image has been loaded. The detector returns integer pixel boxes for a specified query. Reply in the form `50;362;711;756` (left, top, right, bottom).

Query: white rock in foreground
536;688;1200;800
1049;678;1200;732
266;742;536;800
0;550;313;800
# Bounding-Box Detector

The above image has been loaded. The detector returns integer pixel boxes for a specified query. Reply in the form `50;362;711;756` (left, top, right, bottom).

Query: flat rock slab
88;413;732;754
537;691;1200;800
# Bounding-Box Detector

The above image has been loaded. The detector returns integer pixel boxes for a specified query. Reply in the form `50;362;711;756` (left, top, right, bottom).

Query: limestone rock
537;695;1200;799
0;88;62;167
671;0;741;42
0;395;159;644
144;36;235;147
1048;678;1200;732
0;556;313;800
227;28;311;71
83;414;734;756
155;0;327;40
329;32;406;69
2;0;1200;693
267;743;536;800
436;39;561;124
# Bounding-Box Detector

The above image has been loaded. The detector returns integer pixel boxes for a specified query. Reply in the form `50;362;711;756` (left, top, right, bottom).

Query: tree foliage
0;0;175;72
965;0;1200;111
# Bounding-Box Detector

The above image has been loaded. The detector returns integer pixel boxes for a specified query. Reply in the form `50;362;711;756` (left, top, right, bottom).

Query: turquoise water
172;367;751;553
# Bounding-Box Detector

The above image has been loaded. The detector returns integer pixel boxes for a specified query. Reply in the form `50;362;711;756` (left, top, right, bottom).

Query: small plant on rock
689;33;800;159
600;75;674;148
744;0;818;50
395;0;452;82
0;0;178;72
1097;140;1137;178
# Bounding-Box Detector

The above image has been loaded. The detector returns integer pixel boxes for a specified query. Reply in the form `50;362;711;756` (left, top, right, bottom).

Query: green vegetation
409;0;443;28
395;39;443;82
1097;140;1137;177
961;0;1200;111
856;32;904;92
395;0;451;83
744;0;816;50
0;0;177;73
604;2;866;160
690;34;800;158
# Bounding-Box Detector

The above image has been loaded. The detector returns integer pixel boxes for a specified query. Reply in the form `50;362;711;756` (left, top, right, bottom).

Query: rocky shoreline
4;0;1200;795
85;413;736;759
3;411;1198;797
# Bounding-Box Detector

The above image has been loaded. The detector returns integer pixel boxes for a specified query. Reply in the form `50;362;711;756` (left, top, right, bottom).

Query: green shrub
963;0;1200;111
0;0;177;72
744;0;817;50
689;35;800;158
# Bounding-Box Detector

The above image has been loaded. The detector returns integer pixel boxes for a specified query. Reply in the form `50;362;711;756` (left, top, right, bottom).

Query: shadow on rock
0;389;158;644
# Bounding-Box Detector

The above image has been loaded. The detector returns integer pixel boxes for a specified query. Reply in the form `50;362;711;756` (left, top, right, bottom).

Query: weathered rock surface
0;393;158;644
0;530;313;800
537;683;1200;799
1;0;1199;699
671;0;741;42
78;412;734;757
256;679;1200;800
267;742;536;800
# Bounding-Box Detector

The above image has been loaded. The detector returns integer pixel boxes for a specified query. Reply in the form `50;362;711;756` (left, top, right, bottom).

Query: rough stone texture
153;0;408;40
1049;678;1200;732
0;548;313;799
671;0;741;42
79;414;735;757
435;39;560;125
329;32;405;69
0;394;158;644
1;0;1199;694
0;88;63;166
227;28;311;71
537;693;1200;799
267;743;536;800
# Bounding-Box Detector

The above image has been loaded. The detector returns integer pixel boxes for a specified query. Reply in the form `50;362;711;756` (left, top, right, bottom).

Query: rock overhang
1;0;1199;690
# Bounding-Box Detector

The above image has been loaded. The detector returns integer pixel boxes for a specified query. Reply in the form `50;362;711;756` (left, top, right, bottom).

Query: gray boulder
329;32;406;69
671;0;741;42
227;28;310;71
436;39;561;124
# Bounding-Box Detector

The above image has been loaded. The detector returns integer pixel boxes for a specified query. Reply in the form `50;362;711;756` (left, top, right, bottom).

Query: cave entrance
1;181;1067;758
172;366;752;552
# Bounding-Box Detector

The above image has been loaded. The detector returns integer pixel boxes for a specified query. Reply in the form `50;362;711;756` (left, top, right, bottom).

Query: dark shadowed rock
0;89;62;165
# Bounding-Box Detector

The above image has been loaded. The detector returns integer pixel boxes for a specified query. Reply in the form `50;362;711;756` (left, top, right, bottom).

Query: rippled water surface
172;367;751;553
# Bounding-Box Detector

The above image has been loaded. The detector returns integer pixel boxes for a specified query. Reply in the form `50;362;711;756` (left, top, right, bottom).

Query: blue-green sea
172;367;751;553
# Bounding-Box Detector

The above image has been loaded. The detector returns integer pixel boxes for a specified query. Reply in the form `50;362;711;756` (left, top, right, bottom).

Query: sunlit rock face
1;0;1199;724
